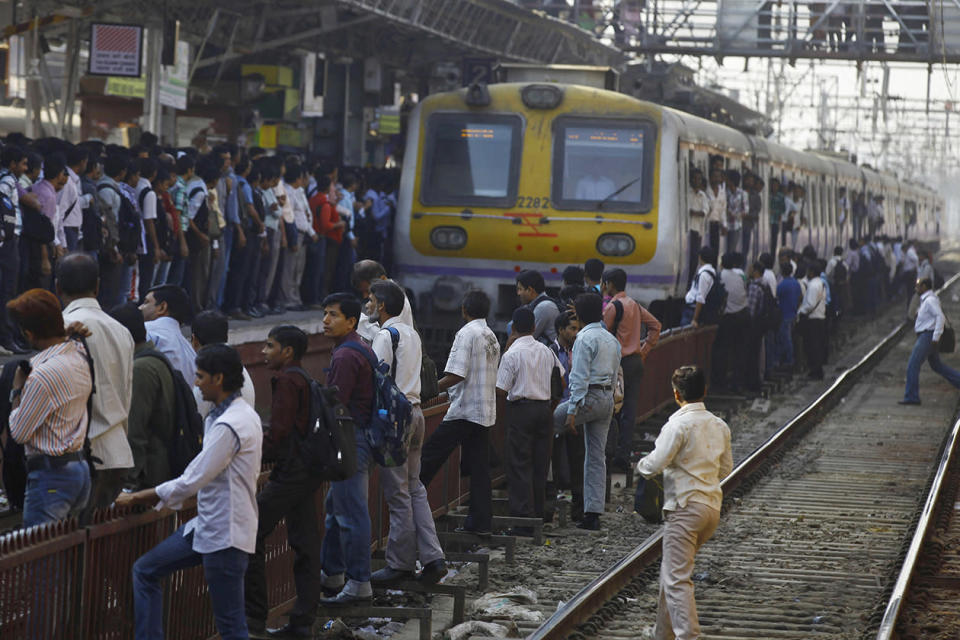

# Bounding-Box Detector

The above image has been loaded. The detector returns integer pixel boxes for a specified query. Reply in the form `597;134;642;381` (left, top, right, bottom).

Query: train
391;71;942;345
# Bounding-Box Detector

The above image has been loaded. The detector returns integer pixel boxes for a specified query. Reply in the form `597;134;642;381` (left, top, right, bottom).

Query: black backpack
98;183;141;253
140;186;174;255
134;348;204;476
698;268;727;325
188;186;209;239
286;367;357;481
532;294;565;315
752;281;782;331
832;259;848;284
81;188;103;252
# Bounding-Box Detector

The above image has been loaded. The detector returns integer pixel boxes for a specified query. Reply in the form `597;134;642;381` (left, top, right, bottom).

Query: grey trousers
554;388;614;515
379;406;445;571
280;233;304;308
655;501;720;640
257;227;281;307
505;399;552;519
207;236;227;310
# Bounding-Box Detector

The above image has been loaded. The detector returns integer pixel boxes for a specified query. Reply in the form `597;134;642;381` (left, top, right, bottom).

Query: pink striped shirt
9;340;92;457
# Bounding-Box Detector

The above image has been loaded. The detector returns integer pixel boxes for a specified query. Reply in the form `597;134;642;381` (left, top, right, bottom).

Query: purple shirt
327;330;374;426
31;179;58;224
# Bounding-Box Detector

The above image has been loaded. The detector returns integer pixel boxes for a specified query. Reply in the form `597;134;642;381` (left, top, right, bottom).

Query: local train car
393;80;940;341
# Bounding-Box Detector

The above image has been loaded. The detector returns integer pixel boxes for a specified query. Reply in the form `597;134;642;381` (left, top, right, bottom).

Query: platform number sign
462;58;496;87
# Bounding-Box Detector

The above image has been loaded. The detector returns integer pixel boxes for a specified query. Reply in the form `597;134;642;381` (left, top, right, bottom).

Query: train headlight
596;233;636;257
430;226;467;250
521;84;563;110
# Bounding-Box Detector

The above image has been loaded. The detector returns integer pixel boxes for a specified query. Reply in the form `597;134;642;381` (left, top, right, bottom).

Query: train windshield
421;113;523;207
552;118;656;213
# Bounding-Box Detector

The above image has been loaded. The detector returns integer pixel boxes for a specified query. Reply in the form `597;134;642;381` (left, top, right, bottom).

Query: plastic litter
470;586;543;622
445;620;514;640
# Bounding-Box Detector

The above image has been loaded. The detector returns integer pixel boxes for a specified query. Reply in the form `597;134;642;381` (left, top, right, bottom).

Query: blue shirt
145;316;198;384
776;277;803;320
552;340;573;402
567;321;621;415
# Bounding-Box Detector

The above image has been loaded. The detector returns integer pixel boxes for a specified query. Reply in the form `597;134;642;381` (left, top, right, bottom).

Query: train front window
421;113;522;207
552;118;656;213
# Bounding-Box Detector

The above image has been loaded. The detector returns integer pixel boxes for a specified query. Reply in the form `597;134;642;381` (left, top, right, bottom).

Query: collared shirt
444;318;500;427
637;401;732;512
497;335;563;402
62;298;135;469
685;264;716;306
136;177;157;255
285;182;314;237
919;259;934;283
551;339;573;401
328;331;375;426
185;178;207;221
903;246;919;272
264;364;311;463
769;190;785;224
372;316;422;405
194;367;256;419
145;316;197;384
845;248;860;273
277;183;294;224
358;290;414;343
261;186;280;230
32;179;64;247
529;293;560;344
916;290;946;341
726;186;746;230
688;188;708;235
59;167;84;229
155;394;262;554
0;170;22;235
798;276;827;319
720;268;748;314
567;321;621;415
777;277;803;320
219;170;239;225
9;340;92;457
762;268;778;297
97;175;122;247
170;175;189;232
705;184;726;225
746;279;765;318
603;291;661;358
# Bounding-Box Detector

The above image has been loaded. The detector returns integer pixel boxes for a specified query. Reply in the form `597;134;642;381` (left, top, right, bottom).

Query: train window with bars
551;116;657;213
420;113;523;207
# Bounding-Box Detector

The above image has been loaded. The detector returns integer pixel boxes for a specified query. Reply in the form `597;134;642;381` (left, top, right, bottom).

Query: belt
588;384;612;391
25;451;85;473
507;398;549;404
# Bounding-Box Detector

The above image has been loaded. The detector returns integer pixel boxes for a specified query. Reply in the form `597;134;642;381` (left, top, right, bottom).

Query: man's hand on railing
115;488;160;509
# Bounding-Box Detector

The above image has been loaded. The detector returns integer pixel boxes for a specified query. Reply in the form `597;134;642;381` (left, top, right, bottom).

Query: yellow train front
393;81;680;347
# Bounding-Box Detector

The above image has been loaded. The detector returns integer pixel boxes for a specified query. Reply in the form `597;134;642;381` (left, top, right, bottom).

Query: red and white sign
88;23;143;77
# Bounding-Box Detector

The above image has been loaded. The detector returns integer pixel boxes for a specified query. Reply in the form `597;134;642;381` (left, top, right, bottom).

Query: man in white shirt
900;277;960;405
797;264;828;380
901;241;919;307
715;253;749;391
637;365;732;640
682;246;718;327
139;284;197;384
189;311;255;417
368;280;446;585
118;344;262;640
420;290;500;535
60;147;89;252
705;169;726;252
279;166;310;310
496;307;563;535
352;260;415;342
135;158;163;302
57;254;135;522
724;170;746;253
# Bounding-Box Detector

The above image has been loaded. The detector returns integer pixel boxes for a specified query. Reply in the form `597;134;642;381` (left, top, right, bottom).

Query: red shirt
309;191;342;244
327;331;373;426
264;363;311;463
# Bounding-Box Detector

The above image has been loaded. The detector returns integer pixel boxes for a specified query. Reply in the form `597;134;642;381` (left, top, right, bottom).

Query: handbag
940;324;955;354
633;471;664;524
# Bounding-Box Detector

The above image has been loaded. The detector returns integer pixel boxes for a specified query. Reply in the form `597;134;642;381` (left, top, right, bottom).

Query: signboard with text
88;23;143;77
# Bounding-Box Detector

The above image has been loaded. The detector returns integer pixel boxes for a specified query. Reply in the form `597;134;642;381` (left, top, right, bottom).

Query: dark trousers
224;227;258;312
745;323;764;391
138;251;155;303
323;237;340;297
98;256;123;311
186;240;212;315
419;419;492;532
713;309;750;389
301;237;327;305
245;474;323;626
802;317;826;378
707;221;721;253
78;467;127;525
0;238;19;343
504;400;552;519
64;226;80;252
687;230;701;290
613;353;644;465
769;222;779;256
741;220;754;258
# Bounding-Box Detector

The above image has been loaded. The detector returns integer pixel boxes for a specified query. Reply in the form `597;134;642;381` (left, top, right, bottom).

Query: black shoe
418;558;447;585
247;617;268;639
0;339;29;355
503;526;534;537
454;526;492;536
318;591;372;607
898;399;922;405
577;513;601;530
371;566;414;586
267;306;285;315
266;622;312;638
246;306;264;319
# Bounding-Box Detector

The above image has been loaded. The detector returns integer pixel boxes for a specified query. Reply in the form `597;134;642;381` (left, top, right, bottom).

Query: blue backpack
343;331;413;467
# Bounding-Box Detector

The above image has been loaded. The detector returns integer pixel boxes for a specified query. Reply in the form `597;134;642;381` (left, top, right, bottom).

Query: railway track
529;274;960;640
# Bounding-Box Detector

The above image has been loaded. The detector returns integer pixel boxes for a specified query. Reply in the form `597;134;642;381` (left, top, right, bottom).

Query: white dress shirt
372;316;422;405
903;246;919;272
145;316;197;384
58;167;84;230
496;335;563;402
136;177;158;255
155;395;263;554
762;268;778;297
62;298;135;469
358;289;414;342
194;367;256;418
637;401;733;512
706;184;726;226
277;183;295;224
798;276;827;319
916;290;946;341
685;264;716;306
444;318;500;427
719;268;747;314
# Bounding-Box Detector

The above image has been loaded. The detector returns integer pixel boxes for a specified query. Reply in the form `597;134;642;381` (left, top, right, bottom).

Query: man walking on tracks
637;365;732;640
900;277;960;405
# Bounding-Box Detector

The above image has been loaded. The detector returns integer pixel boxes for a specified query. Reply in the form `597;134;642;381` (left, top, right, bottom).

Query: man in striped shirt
7;288;93;528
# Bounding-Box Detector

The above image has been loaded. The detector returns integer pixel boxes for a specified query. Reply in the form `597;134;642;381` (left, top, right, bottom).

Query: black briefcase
940;325;955;354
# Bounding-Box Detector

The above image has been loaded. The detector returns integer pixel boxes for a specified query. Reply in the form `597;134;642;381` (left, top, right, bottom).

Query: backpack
832;259;847;284
188;186;209;240
285;367;358;481
532;294;565;315
134;348;204;476
342;339;413;468
81;189;103;252
869;245;885;275
608;300;625;336
140;187;174;254
0;171;17;243
760;282;782;331
98;183;140;253
698;267;727;325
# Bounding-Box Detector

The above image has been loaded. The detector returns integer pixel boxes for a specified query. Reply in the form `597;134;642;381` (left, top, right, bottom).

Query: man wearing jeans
900;277;960;405
554;293;620;531
118;344;262;640
637;366;732;640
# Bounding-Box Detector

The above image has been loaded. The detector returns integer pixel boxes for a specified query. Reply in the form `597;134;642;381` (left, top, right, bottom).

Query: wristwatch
9;387;22;404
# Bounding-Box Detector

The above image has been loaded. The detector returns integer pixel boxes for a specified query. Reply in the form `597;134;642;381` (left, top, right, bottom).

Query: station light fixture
430;226;468;250
596;233;635;256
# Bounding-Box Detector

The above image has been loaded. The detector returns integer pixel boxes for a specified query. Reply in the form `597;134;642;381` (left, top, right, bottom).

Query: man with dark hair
97;153;130;308
317;292;378;605
189;310;254;417
0;146;33;354
136;156;166;301
140;285;196;383
110;302;176;490
352;260;414;341
57;253;135;522
516;269;560;344
27;154;68;289
420;290;499;535
900;278;960;405
118;343;262;640
562;265;585;287
553;293;620;530
497;307;563;535
584;258;604;294
62;145;89;252
797;264;828;380
7;288;94;527
775;262;803;372
682;246;718;327
637;365;732;640
246;324;322;638
368;280;446;586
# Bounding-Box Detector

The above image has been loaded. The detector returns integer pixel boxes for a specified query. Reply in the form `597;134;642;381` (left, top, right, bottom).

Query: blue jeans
554;389;614;515
320;429;373;592
777;317;794;366
133;525;249;640
764;328;778;373
22;459;91;528
903;330;960;402
302;237;327;305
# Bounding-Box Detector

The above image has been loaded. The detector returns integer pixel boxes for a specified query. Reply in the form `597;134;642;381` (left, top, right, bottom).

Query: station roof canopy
31;0;625;72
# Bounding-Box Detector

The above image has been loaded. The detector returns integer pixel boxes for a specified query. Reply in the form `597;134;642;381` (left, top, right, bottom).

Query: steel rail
528;272;960;640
